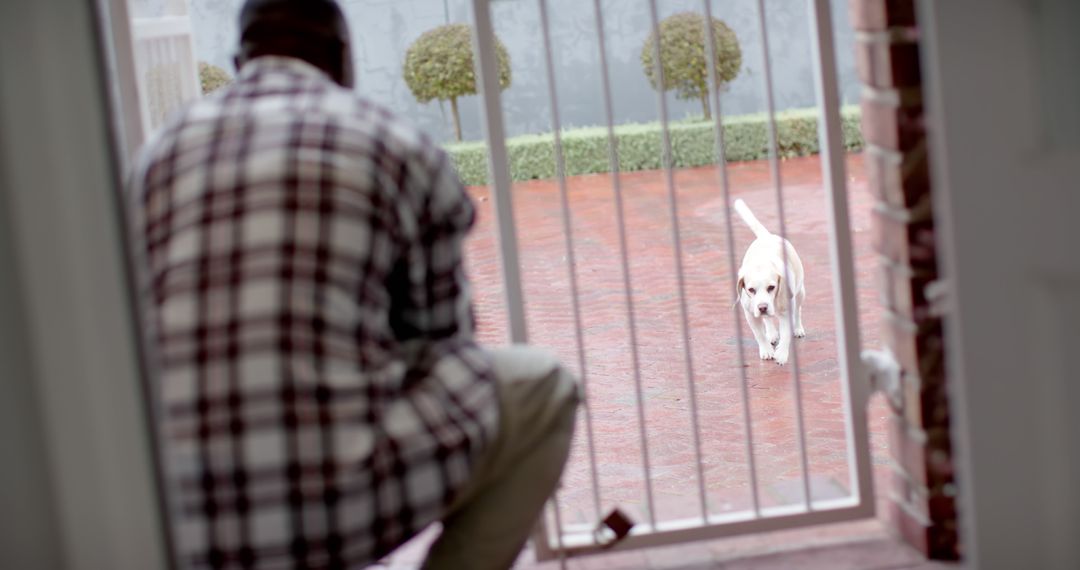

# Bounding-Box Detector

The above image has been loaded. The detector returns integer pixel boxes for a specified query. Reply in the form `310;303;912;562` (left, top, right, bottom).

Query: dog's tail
733;199;771;239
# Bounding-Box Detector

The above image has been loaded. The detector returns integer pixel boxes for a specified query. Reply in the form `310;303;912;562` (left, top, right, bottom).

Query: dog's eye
747;288;756;294
767;285;775;292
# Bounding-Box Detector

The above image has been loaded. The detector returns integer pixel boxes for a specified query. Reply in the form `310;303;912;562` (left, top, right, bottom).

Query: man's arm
388;148;477;342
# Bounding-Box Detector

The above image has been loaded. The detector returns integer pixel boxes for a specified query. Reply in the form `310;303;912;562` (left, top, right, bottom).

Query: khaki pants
422;346;580;570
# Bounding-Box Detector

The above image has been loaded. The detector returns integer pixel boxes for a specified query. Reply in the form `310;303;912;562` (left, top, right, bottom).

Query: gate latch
593;508;634;549
862;349;902;410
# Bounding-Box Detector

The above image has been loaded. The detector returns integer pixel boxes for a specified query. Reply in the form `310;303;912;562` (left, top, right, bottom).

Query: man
127;1;579;568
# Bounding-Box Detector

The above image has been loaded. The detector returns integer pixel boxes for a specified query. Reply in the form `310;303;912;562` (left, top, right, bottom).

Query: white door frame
0;0;168;568
920;0;1080;568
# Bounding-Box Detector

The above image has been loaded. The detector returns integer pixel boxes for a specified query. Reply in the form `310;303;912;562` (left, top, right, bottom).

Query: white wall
187;0;860;142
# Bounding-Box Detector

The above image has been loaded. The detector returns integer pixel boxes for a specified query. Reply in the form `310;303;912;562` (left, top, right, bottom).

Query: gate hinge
861;349;902;410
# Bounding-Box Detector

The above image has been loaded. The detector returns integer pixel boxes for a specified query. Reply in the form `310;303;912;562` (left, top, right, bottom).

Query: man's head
234;0;354;87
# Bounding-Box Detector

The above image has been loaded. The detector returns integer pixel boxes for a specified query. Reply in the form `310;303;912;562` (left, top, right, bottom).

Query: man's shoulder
130;95;221;168
328;91;442;161
130;84;449;189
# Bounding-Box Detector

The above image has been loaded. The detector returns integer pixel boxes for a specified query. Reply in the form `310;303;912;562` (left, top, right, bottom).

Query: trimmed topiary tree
198;62;233;95
403;23;511;142
641;12;741;121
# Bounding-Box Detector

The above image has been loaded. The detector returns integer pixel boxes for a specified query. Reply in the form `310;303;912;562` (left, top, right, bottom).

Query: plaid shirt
128;56;498;569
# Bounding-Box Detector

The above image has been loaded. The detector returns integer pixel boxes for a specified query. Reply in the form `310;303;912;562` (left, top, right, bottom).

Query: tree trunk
450;96;463;142
701;92;712;121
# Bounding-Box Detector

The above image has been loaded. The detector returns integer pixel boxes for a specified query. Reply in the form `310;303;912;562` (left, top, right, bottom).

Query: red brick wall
850;0;959;560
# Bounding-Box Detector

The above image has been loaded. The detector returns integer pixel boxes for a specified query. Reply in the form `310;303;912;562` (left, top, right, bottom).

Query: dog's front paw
794;327;806;339
759;345;775;360
773;347;789;365
767;331;780;347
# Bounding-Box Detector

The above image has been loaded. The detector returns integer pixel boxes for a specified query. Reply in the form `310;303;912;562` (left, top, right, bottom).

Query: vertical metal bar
152;36;166;127
471;0;554;557
470;0;529;345
550;492;569;570
702;0;762;517
166;36;178;108
537;0;604;531
181;25;201;102
753;0;813;510
161;35;172;116
131;29;154;141
102;0;146;163
645;0;709;523
805;0;875;510
590;0;657;530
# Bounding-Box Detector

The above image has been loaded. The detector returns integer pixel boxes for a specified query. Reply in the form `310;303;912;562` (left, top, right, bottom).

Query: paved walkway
383;154;893;567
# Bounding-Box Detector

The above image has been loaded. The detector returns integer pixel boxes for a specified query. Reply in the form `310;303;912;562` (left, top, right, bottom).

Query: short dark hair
236;0;351;82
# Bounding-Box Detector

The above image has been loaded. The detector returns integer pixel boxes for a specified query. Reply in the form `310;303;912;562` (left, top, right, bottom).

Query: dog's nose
757;304;769;314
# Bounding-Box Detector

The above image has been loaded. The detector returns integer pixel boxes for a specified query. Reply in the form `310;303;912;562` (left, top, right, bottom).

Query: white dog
733;199;806;365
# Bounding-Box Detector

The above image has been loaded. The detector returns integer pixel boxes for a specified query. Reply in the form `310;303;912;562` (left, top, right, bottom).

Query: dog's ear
774;272;789;313
733;276;745;308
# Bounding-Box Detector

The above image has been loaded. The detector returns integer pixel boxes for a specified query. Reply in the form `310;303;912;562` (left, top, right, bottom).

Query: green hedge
445;106;863;186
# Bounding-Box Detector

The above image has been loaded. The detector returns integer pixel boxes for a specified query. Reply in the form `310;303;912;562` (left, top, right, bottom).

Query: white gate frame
470;0;877;560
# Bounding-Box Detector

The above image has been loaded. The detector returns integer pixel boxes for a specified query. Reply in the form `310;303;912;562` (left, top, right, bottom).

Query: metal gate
130;0;201;139
469;0;875;561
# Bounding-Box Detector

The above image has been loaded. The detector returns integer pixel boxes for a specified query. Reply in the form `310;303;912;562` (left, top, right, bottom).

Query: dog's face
738;265;783;318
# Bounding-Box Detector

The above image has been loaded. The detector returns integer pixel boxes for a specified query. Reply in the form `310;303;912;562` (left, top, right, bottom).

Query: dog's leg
774;315;793;366
764;317;780;347
744;310;774;360
793;287;806;338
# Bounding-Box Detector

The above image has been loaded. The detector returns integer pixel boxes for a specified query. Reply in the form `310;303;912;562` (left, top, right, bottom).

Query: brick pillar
850;0;959;561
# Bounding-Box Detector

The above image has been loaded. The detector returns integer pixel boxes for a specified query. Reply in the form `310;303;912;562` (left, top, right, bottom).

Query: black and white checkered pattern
128;56;498;569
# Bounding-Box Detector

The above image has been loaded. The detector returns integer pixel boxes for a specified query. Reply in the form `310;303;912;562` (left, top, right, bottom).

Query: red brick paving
464;154;888;532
